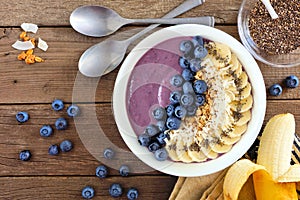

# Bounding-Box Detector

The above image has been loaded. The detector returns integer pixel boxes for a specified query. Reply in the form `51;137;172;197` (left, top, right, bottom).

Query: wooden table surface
0;0;299;199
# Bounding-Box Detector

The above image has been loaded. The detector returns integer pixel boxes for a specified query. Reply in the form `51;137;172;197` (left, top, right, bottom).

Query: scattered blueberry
169;90;182;104
269;84;283;96
103;148;115;159
127;188;139;200
166;117;181;130
109;183;123;198
59;140;73;152
40;125;53;137
67;104;80;117
156;132;169;146
170;74;184;87
48;144;59;155
19;150;31;161
119;165;130;177
182;69;195;81
154;148;169;161
194;45;208;59
148;142;161;152
178;56;190;69
284;75;299;88
156;120;166;132
192;35;204;47
96;165;108;178
179;40;194;55
181;93;194;107
195;94;206;106
81;186;95;199
182;81;195;94
55;117;68;130
145;124;159;137
186;105;198;116
166;104;175;117
138;134;151;147
16;111;29;123
174;106;187;119
189;58;202;72
152;107;166;121
193;80;208;94
51;99;64;111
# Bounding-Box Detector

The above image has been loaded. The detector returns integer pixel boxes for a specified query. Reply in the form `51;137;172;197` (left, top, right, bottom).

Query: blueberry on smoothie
152;107;167;121
179;40;194;55
169;90;182;104
181;93;194;107
156;120;167;132
189;58;203;73
186;105;198;116
195;94;206;107
194;45;208;59
182;69;195;82
174;106;187;119
16;111;29;123
182;81;195;94
166;117;181;130
148;142;161;152
156;132;169;146
166;104;175;117
138;133;151;147
192;35;204;47
178;56;190;69
269;84;282;96
170;74;184;87
193;80;208;94
145;124;159;137
154;148;169;161
284;75;299;88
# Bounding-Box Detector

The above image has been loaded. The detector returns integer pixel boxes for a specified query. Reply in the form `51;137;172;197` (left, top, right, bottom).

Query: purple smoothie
126;36;190;135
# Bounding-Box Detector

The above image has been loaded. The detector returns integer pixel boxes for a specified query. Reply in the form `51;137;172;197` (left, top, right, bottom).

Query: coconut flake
21;23;38;33
37;38;48;51
12;40;35;50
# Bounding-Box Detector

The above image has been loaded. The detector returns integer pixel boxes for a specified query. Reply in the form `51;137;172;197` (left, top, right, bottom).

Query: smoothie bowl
113;24;266;177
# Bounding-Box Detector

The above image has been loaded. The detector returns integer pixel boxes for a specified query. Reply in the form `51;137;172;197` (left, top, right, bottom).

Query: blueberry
193;80;208;94
55;117;68;130
181;93;194;107
284;75;299;88
109;183;123;198
152;107;166;121
96;165;108;178
186;105;198;116
156;132;169;146
19;150;31;161
179;40;194;55
182;81;195;94
145;124;159;137
59;140;73;152
182;69;195;81
103;148;114;159
67;104;80;117
195;94;206;106
148;142;161;152
169;90;182;104
269;84;282;96
16;111;29;123
119;165;130;177
166;104;175;117
166;117;181;130
194;45;208;59
170;74;184;87
127;188;139;200
192;35;204;47
48;144;59;155
178;56;190;69
156;120;166;132
138;134;151;147
189;58;203;72
174;106;187;119
154;148;169;161
51;99;64;111
81;186;95;199
40;125;53;137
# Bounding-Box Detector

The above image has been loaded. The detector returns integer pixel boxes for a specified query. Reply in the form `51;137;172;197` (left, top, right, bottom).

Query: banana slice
221;135;241;145
231;124;248;137
229;53;239;72
205;42;232;68
210;141;233;153
176;140;193;163
187;144;208;162
165;136;180;162
236;83;252;101
226;90;236;102
235;110;252;126
230;95;253;113
201;145;219;159
214;42;232;62
236;71;248;89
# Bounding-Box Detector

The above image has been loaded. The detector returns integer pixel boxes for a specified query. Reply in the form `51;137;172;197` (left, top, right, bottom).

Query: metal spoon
70;5;213;37
77;0;210;77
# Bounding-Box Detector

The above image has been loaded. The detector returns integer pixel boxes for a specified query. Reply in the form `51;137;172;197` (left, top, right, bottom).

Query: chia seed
249;0;300;55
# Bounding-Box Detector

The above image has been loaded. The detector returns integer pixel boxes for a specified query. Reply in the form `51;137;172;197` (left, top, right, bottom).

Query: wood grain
0;176;177;199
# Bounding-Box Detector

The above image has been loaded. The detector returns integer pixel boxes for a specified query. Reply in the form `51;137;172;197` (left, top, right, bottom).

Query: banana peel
223;113;300;200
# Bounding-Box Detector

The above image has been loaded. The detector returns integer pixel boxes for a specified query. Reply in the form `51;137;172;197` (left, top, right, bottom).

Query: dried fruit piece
12;40;35;50
17;51;27;60
21;23;38;33
38;37;48;51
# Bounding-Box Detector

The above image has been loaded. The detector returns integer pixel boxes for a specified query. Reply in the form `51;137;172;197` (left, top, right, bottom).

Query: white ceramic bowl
113;24;266;177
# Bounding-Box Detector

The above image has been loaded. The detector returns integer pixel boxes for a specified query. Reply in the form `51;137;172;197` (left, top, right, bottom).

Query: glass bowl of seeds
238;0;300;67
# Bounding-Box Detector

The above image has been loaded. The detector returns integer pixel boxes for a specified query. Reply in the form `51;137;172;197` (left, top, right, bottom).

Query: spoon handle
128;16;215;27
124;0;206;45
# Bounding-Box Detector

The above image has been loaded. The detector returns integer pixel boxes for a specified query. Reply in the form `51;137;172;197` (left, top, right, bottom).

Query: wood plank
0;101;299;176
1;0;241;26
0;176;177;199
1;26;300;104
